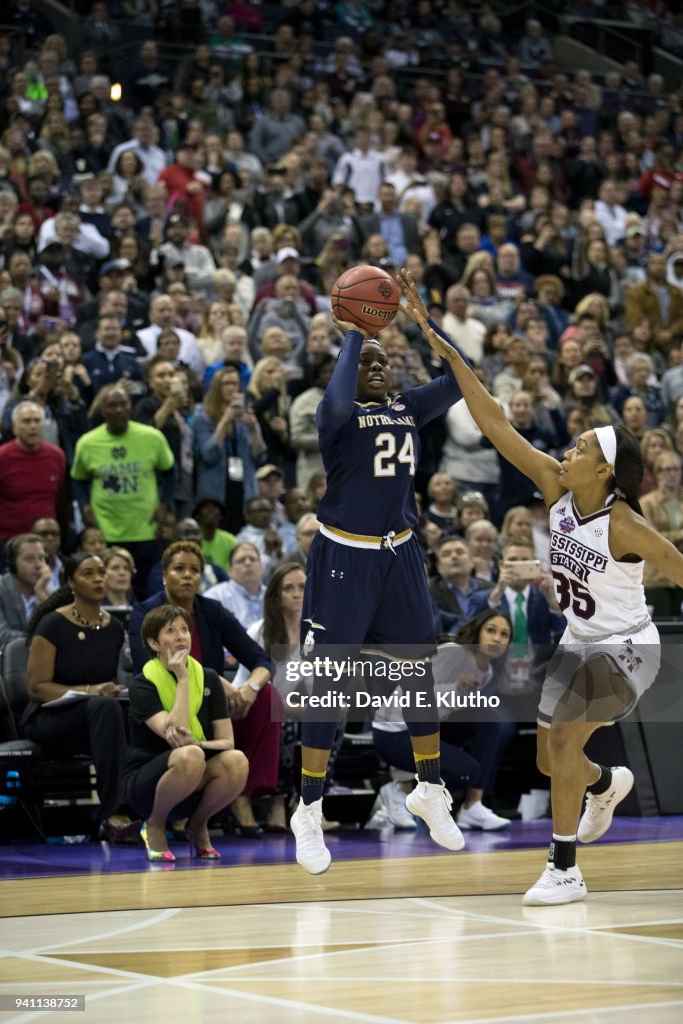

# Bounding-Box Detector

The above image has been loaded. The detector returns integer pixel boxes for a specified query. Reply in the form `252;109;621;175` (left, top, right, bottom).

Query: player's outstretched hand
408;307;452;363
396;268;429;324
332;316;370;338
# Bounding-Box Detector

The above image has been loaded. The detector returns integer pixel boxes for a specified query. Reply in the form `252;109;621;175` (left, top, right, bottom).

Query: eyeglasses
35;529;60;537
657;466;680;472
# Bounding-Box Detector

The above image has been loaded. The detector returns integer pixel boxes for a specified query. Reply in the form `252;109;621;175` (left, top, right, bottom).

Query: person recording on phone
193;364;267;534
299;187;363;259
81;313;145;404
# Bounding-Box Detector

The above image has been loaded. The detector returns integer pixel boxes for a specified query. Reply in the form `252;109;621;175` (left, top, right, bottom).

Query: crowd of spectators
1;0;683;840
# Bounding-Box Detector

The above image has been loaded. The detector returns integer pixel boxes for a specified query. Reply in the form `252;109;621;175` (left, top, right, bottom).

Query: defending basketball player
402;268;683;905
291;282;468;875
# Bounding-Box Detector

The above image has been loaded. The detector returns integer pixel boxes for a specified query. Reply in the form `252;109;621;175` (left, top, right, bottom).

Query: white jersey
548;492;649;640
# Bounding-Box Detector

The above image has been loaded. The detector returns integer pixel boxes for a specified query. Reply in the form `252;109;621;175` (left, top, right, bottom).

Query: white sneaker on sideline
522;864;587;906
380;781;417;829
405;780;465;852
456;801;511;831
291;798;331;875
578;766;634;844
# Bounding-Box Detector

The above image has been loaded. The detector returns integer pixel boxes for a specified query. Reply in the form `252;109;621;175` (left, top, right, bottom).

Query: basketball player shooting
291;276;470;875
403;268;683;905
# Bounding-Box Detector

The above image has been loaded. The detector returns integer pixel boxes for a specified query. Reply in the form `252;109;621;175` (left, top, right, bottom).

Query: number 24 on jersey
373;432;416;477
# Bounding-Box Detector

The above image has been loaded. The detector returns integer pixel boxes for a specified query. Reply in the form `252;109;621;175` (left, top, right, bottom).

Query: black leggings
24;697;127;821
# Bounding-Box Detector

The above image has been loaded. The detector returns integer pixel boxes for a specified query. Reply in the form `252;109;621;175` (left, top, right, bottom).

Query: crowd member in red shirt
0;400;67;554
157;141;206;229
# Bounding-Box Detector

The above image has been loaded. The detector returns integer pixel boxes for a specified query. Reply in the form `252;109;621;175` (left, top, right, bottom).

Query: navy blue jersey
316;329;462;536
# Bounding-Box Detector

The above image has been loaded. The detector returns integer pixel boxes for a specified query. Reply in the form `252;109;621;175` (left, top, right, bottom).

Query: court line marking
26;906;181;954
410;897;683;950
194;977;683;987
0;981;156;1024
441;997;683;1024
165;975;415;1024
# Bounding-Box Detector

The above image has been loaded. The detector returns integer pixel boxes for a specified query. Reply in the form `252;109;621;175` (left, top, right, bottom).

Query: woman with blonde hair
197;300;233;366
461;265;514;328
259;326;293;364
247;356;295;472
639;427;674;496
641;450;683;615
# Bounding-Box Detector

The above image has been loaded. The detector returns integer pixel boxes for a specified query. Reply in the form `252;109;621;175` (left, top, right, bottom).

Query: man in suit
625;253;683;354
429;536;492;633
82;314;145;403
471;537;565;697
0;534;51;647
360;183;420;267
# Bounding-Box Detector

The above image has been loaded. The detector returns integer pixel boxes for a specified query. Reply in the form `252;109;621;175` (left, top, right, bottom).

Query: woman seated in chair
123;605;249;862
23;552;135;842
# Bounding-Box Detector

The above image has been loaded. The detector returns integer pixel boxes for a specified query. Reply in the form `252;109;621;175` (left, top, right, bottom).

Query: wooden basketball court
1;838;681;1024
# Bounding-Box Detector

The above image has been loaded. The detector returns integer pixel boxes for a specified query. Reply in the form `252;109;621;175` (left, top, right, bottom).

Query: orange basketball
330;265;401;334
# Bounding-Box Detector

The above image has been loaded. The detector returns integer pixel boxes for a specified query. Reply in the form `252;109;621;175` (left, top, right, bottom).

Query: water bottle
0;770;20;808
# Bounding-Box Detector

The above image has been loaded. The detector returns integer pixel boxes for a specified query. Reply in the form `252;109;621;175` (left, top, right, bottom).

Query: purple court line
1;817;682;881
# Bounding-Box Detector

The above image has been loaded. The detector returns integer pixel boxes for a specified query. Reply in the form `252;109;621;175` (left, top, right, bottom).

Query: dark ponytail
612;426;644;516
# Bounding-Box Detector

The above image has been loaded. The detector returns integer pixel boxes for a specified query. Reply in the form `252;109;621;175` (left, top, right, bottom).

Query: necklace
71;605;104;633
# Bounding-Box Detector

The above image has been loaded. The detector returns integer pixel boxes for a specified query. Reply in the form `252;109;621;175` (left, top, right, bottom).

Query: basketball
331;265;401;333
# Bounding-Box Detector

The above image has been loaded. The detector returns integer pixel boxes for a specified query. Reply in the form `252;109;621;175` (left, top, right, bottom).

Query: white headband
594;425;617;467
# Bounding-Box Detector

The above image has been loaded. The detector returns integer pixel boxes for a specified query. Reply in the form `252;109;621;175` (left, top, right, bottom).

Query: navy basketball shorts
298;533;438;742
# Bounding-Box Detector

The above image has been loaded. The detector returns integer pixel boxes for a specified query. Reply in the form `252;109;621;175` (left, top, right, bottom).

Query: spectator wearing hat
235;496;283;573
255;463;287;531
155;213;216;297
565;364;618;428
194;496;237;571
251;244;319;317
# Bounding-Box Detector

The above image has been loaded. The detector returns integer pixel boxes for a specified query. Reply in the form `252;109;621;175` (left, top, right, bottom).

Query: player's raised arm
399;270;564;506
316;318;369;435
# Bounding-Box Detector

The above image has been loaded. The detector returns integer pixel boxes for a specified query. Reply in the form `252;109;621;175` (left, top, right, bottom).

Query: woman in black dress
23;552;132;841
123;605;249;862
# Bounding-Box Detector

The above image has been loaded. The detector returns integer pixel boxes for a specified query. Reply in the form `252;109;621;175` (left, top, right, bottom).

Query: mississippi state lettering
550;532;608;582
